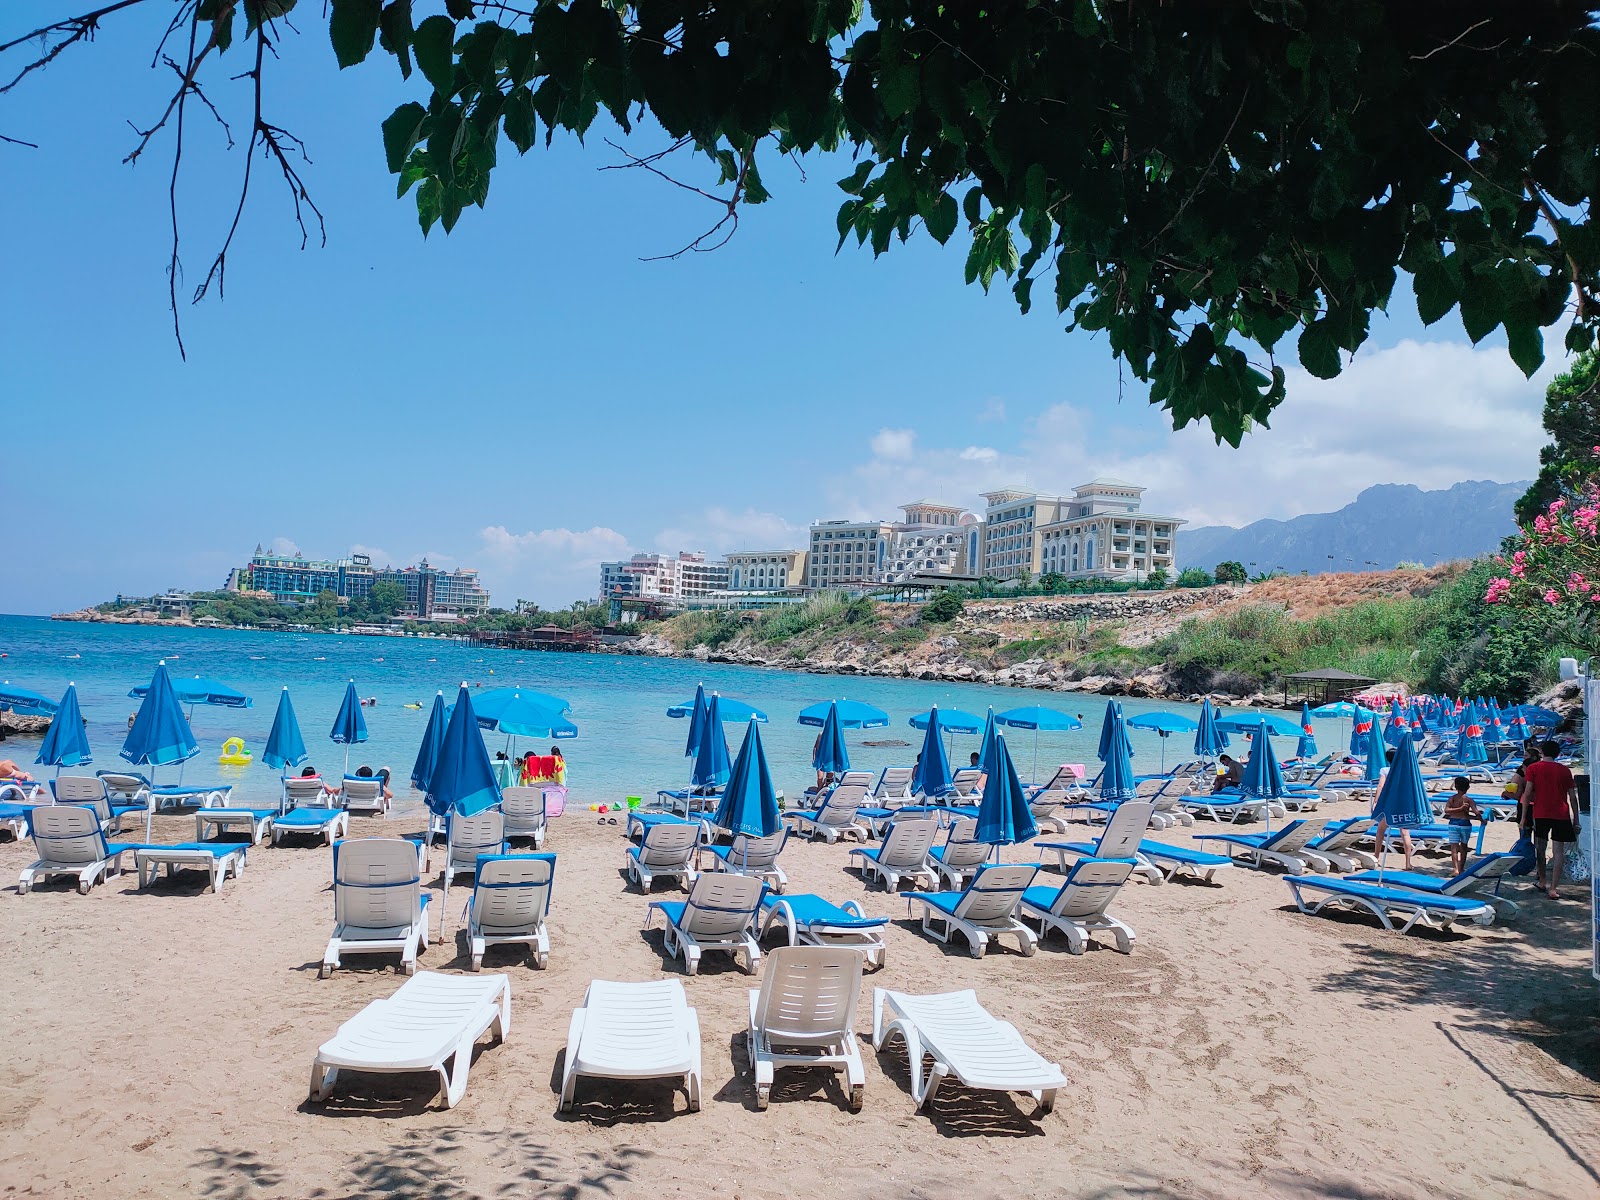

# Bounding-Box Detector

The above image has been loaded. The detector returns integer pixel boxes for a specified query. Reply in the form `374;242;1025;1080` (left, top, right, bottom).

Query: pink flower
1544;589;1563;605
1510;561;1526;577
1513;550;1527;564
1534;515;1552;534
1485;578;1512;603
1550;498;1567;513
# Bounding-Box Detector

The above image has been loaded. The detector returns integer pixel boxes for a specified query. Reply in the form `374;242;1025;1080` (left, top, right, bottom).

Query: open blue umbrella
909;708;983;734
469;688;578;739
131;675;251;711
0;681;59;717
691;693;732;790
1454;700;1487;765
35;683;91;772
1096;699;1134;763
811;701;851;775
798;699;889;729
669;693;766;723
714;718;782;840
1239;719;1287;834
330;680;368;776
1309;701;1362;717
1127;710;1198;774
974;733;1037;854
911;706;955;798
1194;697;1229;758
996;704;1081;783
1296;703;1318;760
1216;711;1303;737
261;687;308;774
1098;705;1137;803
122;662;199;832
1371;730;1432;880
426;686;501;818
411;691;447;793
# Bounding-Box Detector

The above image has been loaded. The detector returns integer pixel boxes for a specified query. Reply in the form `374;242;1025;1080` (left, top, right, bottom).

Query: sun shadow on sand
196;1131;651;1200
548;1049;698;1125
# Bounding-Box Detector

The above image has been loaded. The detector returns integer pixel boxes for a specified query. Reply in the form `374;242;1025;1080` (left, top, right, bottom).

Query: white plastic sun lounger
271;805;349;846
310;971;510;1110
748;946;866;1111
321;838;432;978
444;810;507;887
0;778;45;805
626;821;701;891
849;819;939;892
870;766;916;804
134;842;247;894
147;783;234;812
0;800;31;842
1134;841;1237;883
341;775;390;817
1285;876;1496;934
784;784;871;844
283;776;337;809
1019;858;1138;954
1305;818;1378;872
1194;819;1331;874
468;852;556;970
902;862;1039;959
759;892;889;969
699;830;789;892
948;766;984;798
645;873;765;975
559;978;702;1114
871;988;1065;1117
500;786;548;847
18;805;140;894
928;818;993;891
194;806;278;845
53;775;147;836
1036;801;1162;885
95;772;156;834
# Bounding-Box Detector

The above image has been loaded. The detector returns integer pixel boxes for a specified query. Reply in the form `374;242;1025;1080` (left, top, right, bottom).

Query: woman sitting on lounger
0;759;33;783
355;764;394;800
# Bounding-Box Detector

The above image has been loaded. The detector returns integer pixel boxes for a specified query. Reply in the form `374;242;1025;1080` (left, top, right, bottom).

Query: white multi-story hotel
806;520;891;588
980;479;1182;582
725;550;808;591
599;551;730;601
807;502;981;589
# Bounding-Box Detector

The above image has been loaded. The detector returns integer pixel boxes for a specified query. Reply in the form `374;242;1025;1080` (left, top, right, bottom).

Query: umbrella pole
1032;729;1040;786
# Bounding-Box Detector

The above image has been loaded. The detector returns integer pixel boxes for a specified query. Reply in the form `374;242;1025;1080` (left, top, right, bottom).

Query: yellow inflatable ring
218;737;252;766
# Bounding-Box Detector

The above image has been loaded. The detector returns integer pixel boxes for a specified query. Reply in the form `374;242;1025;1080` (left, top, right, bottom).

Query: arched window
1086;537;1095;570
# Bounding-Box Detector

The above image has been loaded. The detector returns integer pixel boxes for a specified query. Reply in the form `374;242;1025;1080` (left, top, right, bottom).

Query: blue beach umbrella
426;686;501;818
1296;703;1318;761
714;718;782;840
691;694;732;790
1350;709;1377;756
1371;730;1432;880
1216;711;1304;738
35;683;91;772
909;708;984;734
1240;719;1287;834
1382;701;1408;749
811;701;851;775
679;683;708;758
1309;700;1362;717
974;733;1037;855
330;680;368;776
122;662;199;831
131;675;251;711
1098;706;1138;803
411;691;447;793
976;708;1001;781
1127;711;1198;774
798;699;889;729
261;687;308;774
669;693;766;723
1483;700;1506;747
1504;704;1562;729
1194;697;1229;758
462;688;578;741
996;704;1081;783
0;681;59;717
911;706;955;799
1454;700;1488;765
1361;717;1386;783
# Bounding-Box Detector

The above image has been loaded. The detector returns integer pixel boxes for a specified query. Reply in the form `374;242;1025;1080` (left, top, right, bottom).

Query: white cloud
477;525;633;607
959;446;1000;463
870;428;917;461
976;397;1007;423
655;507;806;554
348;543;392;566
268;536;302;557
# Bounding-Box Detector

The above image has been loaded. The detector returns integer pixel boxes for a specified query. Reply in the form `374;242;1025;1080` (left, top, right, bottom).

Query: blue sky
1;6;1565;613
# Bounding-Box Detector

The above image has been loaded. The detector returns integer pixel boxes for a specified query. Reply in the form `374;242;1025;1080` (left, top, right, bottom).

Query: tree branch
1526;176;1593;322
0;0;151;92
0;131;39;148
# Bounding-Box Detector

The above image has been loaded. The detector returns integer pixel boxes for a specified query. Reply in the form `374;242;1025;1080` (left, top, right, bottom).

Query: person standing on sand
1522;738;1581;899
1441;776;1479;875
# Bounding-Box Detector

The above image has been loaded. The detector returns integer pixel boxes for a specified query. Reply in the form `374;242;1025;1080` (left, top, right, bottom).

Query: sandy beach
0;798;1595;1200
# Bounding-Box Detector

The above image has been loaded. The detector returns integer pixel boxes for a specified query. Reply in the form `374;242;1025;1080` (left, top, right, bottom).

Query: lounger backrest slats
51;776;107;806
953;863;1038;922
838;771;874;790
1047;858;1135;920
682;874;764;937
449;811;507;871
639;822;700;866
879;819;938;869
1265;819;1324;853
334;838;422;929
727;831;786;871
874;767;914;800
500;787;548;836
342;777;383;804
754;946;863;1047
473;853;556;931
29;805;110;866
950;768;982;796
1093;801;1156;858
284;778;329;808
1459;853;1519;886
96;773;149;804
817;786;866;826
939;819;991;871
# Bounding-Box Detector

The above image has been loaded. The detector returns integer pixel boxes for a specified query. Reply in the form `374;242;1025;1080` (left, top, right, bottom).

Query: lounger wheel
319;963;334;979
404;960;417;976
77;881;91;895
848;1084;864;1113
470;955;483;972
755;1085;770;1110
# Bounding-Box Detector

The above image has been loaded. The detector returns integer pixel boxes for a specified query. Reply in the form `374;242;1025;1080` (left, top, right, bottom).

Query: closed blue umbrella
35;683;91;772
679;683;708;758
1361;716;1386;783
426;686;501;818
1098;705;1137;803
411;691;447;792
1382;701;1408;749
798;699;889;729
131;675;251;711
261;687;308;773
330;680;368;776
691;694;732;790
1371;730;1432;880
668;693;766;723
909;708;983;734
1127;710;1198;774
0;681;59;717
1096;699;1134;763
1240;719;1287;834
977;708;1001;781
911;706;955;798
974;733;1037;854
811;701;851;775
714;718;782;840
1350;709;1377;756
1194;697;1229;758
1484;700;1506;747
122;662;199;831
1454;700;1487;765
1296;703;1318;760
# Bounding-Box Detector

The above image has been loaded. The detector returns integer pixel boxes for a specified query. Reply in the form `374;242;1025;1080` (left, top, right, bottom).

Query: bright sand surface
0;800;1596;1199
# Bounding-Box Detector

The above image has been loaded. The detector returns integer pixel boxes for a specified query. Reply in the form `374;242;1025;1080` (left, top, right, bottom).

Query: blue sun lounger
903;862;1040;959
271;805;350;846
133;842;248;894
1193;820;1330;874
759;892;889;968
1285;875;1496;934
1133;841;1236;883
626;809;706;842
147;783;234;811
195;806;280;845
646;873;766;975
1346;852;1521;917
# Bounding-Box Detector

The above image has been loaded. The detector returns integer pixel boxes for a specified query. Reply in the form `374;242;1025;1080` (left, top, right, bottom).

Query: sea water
0;614;1343;814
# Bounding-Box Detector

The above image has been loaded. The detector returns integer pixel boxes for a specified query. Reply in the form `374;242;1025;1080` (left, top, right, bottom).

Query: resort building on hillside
806;520;892;589
806;502;981;590
979;480;1182;582
599;551;730;601
229;546;491;618
725;550;808;591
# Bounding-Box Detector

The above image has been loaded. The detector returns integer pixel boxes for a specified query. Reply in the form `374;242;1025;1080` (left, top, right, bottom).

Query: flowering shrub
1488;464;1600;626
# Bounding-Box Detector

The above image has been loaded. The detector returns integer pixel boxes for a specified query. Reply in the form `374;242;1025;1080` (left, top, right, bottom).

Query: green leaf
878;67;919;119
413;15;456;93
925;192;957;244
329;0;382;68
378;0;414;79
1412;259;1456;325
243;0;296;35
1566;324;1595;354
1505;320;1544;377
416;177;442;235
502;88;536;154
381;101;427;174
445;0;473;18
1297;319;1341;379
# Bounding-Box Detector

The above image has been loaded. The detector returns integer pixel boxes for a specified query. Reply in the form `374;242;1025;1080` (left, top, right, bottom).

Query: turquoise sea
0;614;1337;813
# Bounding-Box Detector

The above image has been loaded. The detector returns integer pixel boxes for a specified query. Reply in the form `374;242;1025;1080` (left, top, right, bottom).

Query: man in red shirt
1521;739;1582;899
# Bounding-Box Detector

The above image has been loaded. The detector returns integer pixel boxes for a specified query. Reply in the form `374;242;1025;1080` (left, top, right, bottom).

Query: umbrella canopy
974;733;1038;848
130;675;251;710
1098;706;1138;802
668;693;766;723
411;691;447;792
1240;719;1287;834
1194;697;1229;757
1215;711;1304;737
713;719;782;839
1096;699;1134;763
911;706;955;798
122;662;199;767
1484;700;1506;745
330;681;369;746
1503;704;1563;728
425;686;501;817
679;683;708;757
1383;701;1408;748
909;708;983;734
459;688;577;739
1350;710;1377;756
1454;700;1488;764
1372;731;1432;831
1296;702;1318;759
0;681;59;716
811;702;851;774
35;683;91;769
261;687;308;772
1309;700;1363;717
797;699;889;729
977;708;1001;780
690;694;732;789
996;706;1083;732
1126;711;1199;734
1361;717;1386;783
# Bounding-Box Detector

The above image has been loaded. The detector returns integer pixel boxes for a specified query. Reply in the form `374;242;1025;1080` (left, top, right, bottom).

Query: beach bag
1508;833;1537;876
1566;847;1591;883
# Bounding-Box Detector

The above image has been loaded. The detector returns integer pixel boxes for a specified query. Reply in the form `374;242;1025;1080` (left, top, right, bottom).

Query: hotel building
980;480;1182;582
725;550;808;591
806;502;981;589
599;551;731;601
230;546;490;617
